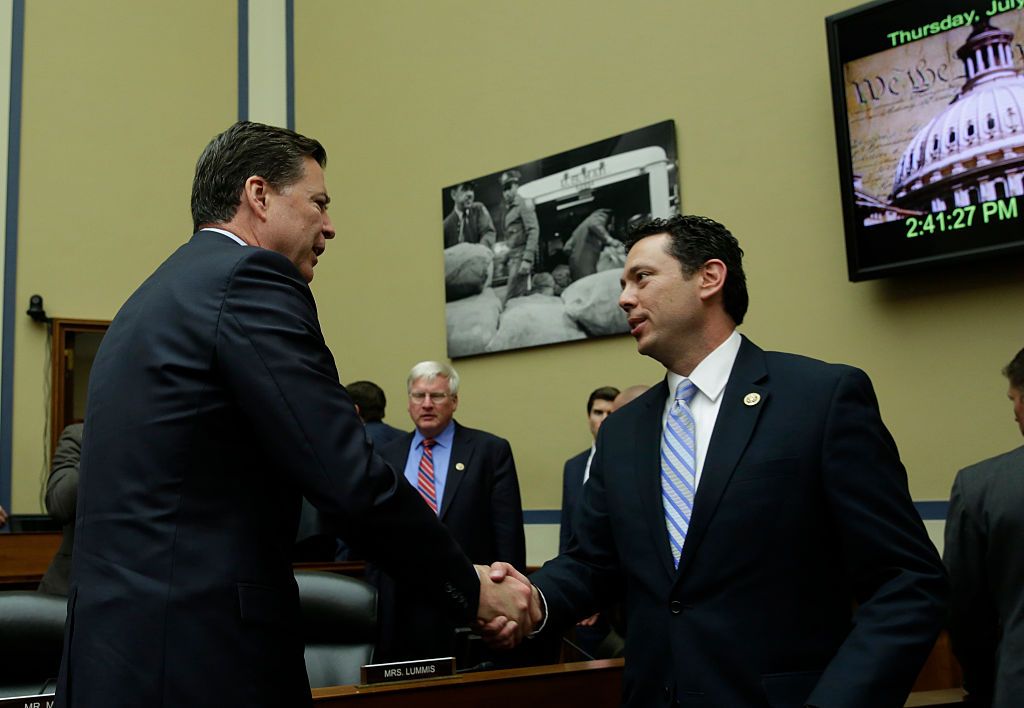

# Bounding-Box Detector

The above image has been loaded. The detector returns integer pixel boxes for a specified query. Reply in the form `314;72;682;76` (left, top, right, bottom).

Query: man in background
374;361;526;664
945;346;1024;707
499;170;539;304
612;384;649;411
491;214;946;707
560;386;618;553
560;385;621;659
38;422;84;595
346;380;405;447
57;122;533;708
443;182;496;249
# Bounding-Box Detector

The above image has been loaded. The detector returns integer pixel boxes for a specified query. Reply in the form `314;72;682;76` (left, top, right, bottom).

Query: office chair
295;570;377;688
0;591;67;698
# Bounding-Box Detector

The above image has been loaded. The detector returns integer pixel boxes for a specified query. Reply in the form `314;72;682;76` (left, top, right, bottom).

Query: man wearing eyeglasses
372;360;527;664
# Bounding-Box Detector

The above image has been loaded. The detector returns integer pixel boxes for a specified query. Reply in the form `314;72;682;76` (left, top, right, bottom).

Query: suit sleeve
559;460;574;554
807;368;948;707
217;249;479;621
944;470;997;705
488;438;526;569
46;425;82;524
533;431;625;629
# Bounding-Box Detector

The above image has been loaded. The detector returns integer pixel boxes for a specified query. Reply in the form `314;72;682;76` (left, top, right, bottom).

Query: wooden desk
312;660;963;707
312;660;622;708
0;532;61;589
0;531;365;590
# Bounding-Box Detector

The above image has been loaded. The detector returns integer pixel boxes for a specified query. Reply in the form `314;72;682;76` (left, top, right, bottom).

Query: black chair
0;591;67;698
295;570;377;688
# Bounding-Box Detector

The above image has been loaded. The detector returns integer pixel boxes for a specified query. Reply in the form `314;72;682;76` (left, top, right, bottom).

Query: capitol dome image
890;18;1024;212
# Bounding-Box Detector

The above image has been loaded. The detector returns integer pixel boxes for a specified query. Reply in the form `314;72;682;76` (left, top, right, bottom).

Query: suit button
669;600;682;614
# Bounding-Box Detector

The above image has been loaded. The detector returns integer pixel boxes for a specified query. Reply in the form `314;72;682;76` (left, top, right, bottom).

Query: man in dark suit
945;346;1024;708
488;215;947;707
373;360;526;664
560;386;620;659
38;422;84;595
346;379;405;448
443;182;496;249
56;122;534;708
560;386;618;553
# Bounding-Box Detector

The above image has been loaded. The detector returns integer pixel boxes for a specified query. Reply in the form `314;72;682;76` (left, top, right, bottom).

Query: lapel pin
455;462;465;471
743;392;761;406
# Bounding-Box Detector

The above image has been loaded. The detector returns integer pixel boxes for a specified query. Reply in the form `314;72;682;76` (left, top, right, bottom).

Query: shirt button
670;600;682;614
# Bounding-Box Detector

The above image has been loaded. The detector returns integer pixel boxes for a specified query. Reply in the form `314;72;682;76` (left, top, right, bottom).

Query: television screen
826;0;1024;280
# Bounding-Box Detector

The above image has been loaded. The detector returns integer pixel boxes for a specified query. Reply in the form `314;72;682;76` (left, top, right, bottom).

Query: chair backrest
295;570;377;688
0;591;67;698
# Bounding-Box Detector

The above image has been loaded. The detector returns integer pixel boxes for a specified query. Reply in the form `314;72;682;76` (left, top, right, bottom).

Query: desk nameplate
360;657;455;685
0;693;55;708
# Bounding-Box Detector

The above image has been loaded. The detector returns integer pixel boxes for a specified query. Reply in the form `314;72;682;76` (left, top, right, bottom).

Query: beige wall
10;1;235;510
9;0;1023;521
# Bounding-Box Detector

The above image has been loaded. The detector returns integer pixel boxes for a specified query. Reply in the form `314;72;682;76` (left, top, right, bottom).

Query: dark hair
587;386;620;414
625;214;749;325
1004;348;1024;390
191;121;327;231
346;380;387;422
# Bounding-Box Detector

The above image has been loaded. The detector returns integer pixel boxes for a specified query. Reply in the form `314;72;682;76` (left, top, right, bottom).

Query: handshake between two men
473;563;543;650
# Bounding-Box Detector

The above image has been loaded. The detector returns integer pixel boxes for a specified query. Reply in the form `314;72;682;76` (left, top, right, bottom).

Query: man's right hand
475;562;544;649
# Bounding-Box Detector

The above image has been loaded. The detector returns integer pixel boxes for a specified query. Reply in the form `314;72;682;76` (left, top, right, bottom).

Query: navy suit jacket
532;337;947;708
372;421;526;661
945;444;1024;707
559;448;589;554
57;232;479;707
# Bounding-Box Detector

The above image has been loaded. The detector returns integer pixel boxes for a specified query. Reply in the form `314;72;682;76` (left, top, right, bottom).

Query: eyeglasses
502;183;518;192
409;392;450;403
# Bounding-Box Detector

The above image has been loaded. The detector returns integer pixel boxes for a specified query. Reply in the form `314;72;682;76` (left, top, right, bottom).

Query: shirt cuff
528;585;550;638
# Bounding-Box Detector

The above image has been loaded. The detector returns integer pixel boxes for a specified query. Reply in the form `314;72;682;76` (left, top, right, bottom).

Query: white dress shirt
662;329;742;489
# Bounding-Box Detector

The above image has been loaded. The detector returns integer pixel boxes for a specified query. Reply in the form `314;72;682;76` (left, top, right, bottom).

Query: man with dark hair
489;214;947;707
560;386;619;554
443;182;496;249
346;380;405;447
57;122;534;707
945;346;1024;707
559;385;621;659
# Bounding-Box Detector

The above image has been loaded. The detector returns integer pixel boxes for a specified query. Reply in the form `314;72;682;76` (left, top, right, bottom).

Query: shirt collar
666;330;741;403
413;419;456;449
202;227;247;246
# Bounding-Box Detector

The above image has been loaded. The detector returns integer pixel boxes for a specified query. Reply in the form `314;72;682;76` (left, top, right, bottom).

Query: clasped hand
473;562;543;650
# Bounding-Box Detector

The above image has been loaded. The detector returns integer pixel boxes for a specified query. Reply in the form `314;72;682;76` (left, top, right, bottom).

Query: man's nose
323;212;336;240
619;285;635;312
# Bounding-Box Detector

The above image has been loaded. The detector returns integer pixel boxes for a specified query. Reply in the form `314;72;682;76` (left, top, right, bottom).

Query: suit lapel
630;382;678;581
676;337;768;584
439;423;471;520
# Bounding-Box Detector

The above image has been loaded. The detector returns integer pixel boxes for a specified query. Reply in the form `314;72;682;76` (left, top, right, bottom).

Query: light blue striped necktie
661;379;698;569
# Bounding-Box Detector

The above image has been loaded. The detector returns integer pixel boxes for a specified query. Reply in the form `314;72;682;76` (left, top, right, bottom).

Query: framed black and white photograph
442;120;679;358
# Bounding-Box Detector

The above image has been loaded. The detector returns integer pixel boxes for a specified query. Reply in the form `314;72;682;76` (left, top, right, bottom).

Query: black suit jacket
945;444;1024;708
57;232;479;707
372;421;526;661
559;448;589;554
532;337;947;708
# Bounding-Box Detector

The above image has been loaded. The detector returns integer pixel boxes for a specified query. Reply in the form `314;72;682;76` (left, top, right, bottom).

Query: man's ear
242;176;270;221
699;259;727;302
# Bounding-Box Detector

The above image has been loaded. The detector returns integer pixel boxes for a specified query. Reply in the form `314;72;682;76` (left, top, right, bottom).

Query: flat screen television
826;0;1024;280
